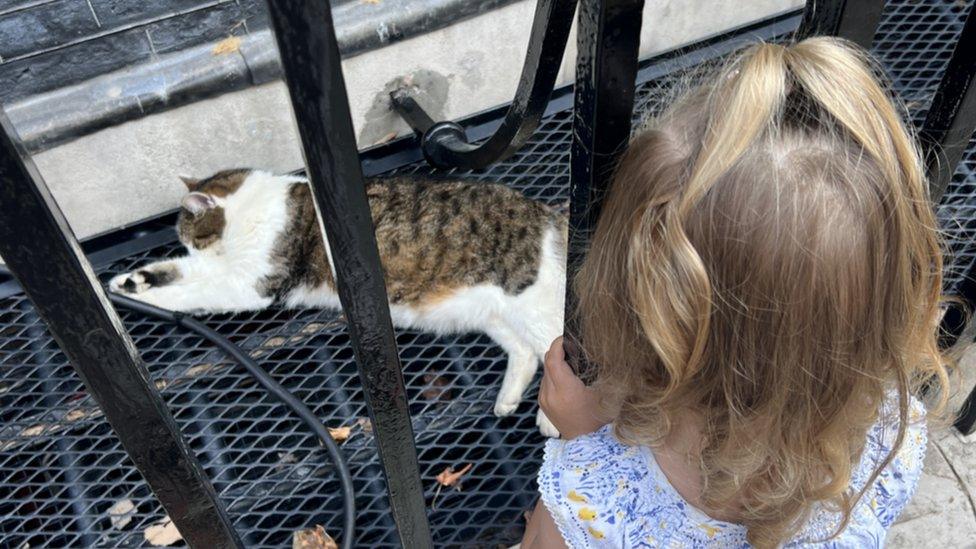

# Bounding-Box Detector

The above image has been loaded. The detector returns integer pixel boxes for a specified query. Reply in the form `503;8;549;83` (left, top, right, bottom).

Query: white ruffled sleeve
536;426;646;548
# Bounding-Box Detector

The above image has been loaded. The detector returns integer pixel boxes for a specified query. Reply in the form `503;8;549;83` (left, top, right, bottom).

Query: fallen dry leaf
65;408;94;422
436;463;473;488
300;322;326;335
153;379;169;391
144;517;183;546
373;131;398;146
108;498;136;530
355;417;373;433
19;424;46;438
360;0;381;4
328;426;351;442
212;35;242;56
185;363;216;377
293;525;338;549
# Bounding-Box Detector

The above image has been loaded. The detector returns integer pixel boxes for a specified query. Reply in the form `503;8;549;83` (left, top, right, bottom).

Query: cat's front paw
109;271;151;294
494;398;519;417
536;410;560;438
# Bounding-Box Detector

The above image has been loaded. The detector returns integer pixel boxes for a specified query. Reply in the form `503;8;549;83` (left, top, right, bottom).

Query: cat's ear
179;175;201;191
181;192;216;216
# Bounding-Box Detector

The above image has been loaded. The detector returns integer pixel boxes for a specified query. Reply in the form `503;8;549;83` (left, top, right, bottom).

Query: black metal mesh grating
2;2;976;548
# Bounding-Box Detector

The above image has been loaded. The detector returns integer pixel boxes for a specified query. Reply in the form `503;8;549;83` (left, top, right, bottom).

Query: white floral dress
538;398;926;548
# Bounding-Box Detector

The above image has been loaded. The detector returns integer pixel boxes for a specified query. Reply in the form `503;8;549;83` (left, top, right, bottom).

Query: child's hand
539;337;608;439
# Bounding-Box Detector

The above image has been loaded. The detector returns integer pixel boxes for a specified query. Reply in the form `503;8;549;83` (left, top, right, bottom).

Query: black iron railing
0;0;975;545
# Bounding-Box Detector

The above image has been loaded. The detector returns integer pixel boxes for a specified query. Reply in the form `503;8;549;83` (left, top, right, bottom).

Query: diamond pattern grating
1;2;975;547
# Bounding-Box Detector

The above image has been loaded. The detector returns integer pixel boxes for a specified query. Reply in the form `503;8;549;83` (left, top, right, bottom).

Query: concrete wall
31;0;802;240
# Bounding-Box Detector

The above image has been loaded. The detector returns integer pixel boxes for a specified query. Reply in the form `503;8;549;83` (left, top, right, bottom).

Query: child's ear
179;175;201;191
181;192;216;216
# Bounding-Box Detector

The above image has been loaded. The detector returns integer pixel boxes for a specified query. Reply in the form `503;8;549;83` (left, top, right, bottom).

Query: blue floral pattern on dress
538;396;926;548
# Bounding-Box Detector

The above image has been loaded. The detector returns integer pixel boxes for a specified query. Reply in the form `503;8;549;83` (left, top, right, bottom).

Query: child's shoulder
538;426;749;548
538;396;928;548
791;394;928;547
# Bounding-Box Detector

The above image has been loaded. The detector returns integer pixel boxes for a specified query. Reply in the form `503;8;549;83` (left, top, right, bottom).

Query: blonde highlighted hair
576;37;949;547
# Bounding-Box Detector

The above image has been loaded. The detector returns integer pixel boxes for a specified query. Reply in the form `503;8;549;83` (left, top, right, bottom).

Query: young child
521;37;948;548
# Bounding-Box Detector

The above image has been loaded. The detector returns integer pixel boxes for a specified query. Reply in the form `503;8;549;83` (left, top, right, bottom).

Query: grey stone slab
890;436;976;548
144;2;246;56
87;0;214;29
0;0;99;60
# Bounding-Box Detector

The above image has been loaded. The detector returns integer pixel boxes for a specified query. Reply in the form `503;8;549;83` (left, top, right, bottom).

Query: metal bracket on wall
389;0;578;170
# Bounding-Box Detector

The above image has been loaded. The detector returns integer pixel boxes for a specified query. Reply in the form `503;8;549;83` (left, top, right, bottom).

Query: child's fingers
544;341;578;387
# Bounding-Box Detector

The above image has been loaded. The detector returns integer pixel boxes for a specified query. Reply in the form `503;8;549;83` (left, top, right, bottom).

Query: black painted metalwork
796;0;885;49
916;5;976;435
0;110;243;548
264;1;433;546
923;4;976;204
563;0;645;375
389;0;578;170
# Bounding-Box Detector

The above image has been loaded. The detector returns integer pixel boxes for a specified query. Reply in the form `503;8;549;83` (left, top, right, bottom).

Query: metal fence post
0;110;243;548
922;4;976;204
563;0;645;375
919;4;976;435
264;1;433;546
796;0;886;49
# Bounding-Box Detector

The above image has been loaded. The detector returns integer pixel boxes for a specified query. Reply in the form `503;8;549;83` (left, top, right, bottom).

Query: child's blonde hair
576;37;949;547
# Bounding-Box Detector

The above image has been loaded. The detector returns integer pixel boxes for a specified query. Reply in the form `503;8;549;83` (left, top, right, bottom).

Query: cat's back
364;176;562;302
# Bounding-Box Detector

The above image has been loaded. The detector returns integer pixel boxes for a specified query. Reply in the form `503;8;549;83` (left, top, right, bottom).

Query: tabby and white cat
109;169;566;436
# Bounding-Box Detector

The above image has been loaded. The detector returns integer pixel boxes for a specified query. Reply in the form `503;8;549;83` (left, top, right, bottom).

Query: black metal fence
0;0;974;546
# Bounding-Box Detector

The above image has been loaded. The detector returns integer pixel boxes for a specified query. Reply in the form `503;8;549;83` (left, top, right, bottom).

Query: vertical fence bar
922;5;976;435
0;110;242;548
264;1;432;546
796;0;886;49
564;0;645;374
922;4;976;204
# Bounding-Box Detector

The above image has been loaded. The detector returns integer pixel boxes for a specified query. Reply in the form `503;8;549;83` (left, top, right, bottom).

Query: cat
110;169;566;436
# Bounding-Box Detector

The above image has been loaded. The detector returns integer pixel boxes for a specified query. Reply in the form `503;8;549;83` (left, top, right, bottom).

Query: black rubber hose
105;293;357;549
0;267;358;544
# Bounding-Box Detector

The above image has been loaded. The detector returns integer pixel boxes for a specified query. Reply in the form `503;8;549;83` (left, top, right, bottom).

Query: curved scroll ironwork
390;0;578;170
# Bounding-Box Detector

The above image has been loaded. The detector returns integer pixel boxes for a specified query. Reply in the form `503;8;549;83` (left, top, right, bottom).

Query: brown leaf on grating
212;36;242;56
355;417;373;433
144;517;183;546
292;525;338;549
108;498;136;530
19;424;47;438
372;131;398;146
65;407;98;422
328;426;352;442
435;463;473;488
185;362;221;378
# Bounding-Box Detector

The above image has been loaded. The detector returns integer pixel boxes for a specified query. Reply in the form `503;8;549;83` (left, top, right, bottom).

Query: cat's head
175;169;251;252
